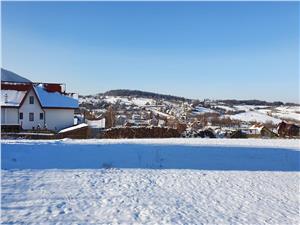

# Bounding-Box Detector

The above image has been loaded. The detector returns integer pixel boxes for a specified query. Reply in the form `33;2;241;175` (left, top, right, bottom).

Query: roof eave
1;105;20;108
42;106;79;109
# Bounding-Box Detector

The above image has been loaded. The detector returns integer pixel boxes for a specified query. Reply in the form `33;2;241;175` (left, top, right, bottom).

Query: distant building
115;115;127;127
1;69;79;131
237;124;278;138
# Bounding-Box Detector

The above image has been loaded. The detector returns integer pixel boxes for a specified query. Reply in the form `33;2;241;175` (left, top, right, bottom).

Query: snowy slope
234;105;269;111
81;95;156;107
229;111;281;124
2;139;299;225
192;106;216;115
214;105;237;112
273;106;300;121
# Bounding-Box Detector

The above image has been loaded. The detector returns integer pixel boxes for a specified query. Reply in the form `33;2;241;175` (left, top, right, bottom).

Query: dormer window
29;96;34;104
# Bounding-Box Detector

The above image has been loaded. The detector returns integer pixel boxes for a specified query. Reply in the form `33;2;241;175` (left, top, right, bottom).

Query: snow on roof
1;68;32;83
1;89;27;107
34;86;78;109
150;109;174;118
58;123;88;133
249;124;264;131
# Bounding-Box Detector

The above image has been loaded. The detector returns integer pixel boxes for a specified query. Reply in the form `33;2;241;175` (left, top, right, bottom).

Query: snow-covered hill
79;91;300;125
228;111;282;124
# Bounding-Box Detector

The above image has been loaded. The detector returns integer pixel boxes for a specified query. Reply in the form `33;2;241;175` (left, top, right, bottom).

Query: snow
58;123;88;133
215;105;237;112
2;139;299;224
276;106;300;113
1;89;27;106
2;138;299;149
193;106;216;114
1;86;79;109
234;105;269;111
102;96;155;107
2;169;299;225
255;106;300;122
149;109;174;118
272;112;300;122
229;111;282;124
131;98;154;106
34;86;78;109
104;96;131;105
86;119;106;128
272;106;300;122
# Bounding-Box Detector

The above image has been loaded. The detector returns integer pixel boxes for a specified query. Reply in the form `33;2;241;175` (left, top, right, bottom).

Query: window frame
40;112;44;120
29;96;34;104
29;112;34;122
19;112;23;120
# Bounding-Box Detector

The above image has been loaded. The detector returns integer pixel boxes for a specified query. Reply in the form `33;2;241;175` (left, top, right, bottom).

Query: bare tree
105;105;116;128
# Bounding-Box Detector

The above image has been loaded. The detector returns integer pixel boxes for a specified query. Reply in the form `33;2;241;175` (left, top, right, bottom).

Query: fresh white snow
1;89;27;107
86;119;106;128
256;106;300;122
34;86;78;109
214;105;237;112
102;96;154;107
193;106;216;115
1;139;299;224
58;123;88;133
234;105;269;112
229;111;282;124
272;106;300;122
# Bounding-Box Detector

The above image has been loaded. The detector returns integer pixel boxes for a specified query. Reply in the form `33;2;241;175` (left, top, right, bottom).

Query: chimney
4;94;8;103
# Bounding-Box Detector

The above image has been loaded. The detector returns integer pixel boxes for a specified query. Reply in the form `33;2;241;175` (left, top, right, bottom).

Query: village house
233;124;278;138
1;69;79;132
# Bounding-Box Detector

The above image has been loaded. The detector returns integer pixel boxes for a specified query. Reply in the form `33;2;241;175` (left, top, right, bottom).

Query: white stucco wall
1;107;19;125
44;108;74;131
19;89;44;130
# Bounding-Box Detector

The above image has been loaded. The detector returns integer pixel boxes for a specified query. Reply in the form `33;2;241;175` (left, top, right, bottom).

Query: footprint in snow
56;202;66;209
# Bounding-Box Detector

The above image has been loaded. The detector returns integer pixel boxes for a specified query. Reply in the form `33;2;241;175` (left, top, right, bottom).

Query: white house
1;69;78;131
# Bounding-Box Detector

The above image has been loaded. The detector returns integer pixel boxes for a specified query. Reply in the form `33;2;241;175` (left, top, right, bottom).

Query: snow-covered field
2;139;300;224
229;111;282;124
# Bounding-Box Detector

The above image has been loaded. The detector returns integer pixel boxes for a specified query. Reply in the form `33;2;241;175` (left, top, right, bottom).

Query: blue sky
2;2;299;103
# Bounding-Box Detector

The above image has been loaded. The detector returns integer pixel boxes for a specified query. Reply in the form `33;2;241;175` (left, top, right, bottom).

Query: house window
19;112;23;120
29;113;34;121
29;96;34;104
40;113;44;120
